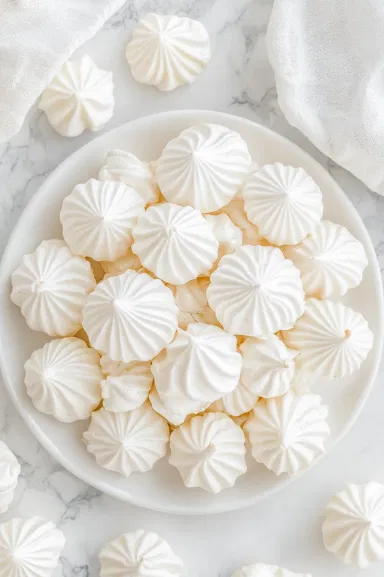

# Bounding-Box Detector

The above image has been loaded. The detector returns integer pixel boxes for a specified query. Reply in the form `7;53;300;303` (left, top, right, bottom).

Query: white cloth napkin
0;0;127;144
267;0;384;196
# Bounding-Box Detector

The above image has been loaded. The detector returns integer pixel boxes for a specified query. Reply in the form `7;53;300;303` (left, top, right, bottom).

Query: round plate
0;111;382;515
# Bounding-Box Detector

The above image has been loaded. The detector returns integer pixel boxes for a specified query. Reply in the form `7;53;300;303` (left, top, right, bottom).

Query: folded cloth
0;0;126;143
267;0;384;196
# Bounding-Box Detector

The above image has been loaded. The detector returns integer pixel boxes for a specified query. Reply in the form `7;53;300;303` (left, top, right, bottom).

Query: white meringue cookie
102;362;153;412
176;307;220;330
0;442;20;514
39;55;114;137
61;178;145;262
84;404;169;477
209;381;259;416
100;355;133;378
99;149;160;205
24;337;102;423
207;245;305;338
218;199;268;246
101;249;143;276
132;203;218;284
205;213;243;261
126;13;211;92
322;482;384;568
232;563;312;577
240;334;297;398
152;323;242;404
243;163;323;245
11;240;95;337
156;124;252;213
99;530;183;577
0;517;65;577
283;221;368;298
283;299;374;378
149;386;208;427
245;391;330;476
169;412;247;494
83;270;178;363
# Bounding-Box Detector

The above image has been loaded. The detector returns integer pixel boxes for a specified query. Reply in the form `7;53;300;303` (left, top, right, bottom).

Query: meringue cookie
152;323;242;404
169;412;247;493
209;381;259;417
283;221;368;298
102;362;153;412
61;178;145;262
240;334;297;398
11;240;95;337
101;249;143;276
39;55;114;137
322;482;384;568
83;270;178;362
245;391;330;476
0;442;20;514
99;149;160;205
218;199;268;246
207;245;305;338
24;337;102;423
99;530;183;577
156;124;252;213
232;563;312;577
243;163;323;245
84;404;169;477
149;386;208;426
283;299;374;378
126;13;211;92
174;278;209;314
0;517;65;577
132;203;218;284
177;307;220;330
205;213;243;261
100;355;132;378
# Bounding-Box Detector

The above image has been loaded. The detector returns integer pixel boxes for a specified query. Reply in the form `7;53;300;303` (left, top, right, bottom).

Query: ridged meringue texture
232;563;312;577
84;404;169;477
0;517;65;577
152;323;242;404
61;178;145;262
207;245;305;338
149;386;208;427
0;441;20;514
11;239;95;337
126;13;211;92
209;380;259;417
240;334;297;398
24;337;103;423
102;362;153;412
243;163;323;245
283;220;368;298
82;270;178;363
245;391;330;476
99;149;160;205
99;530;183;577
156;124;252;213
39;55;114;137
132;203;218;284
322;482;384;568
283;299;374;378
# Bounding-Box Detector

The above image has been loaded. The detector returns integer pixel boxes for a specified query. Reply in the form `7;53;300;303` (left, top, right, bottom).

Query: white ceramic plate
0;111;383;515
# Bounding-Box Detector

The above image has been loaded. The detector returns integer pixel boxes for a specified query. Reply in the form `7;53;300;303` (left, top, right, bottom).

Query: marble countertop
1;1;384;576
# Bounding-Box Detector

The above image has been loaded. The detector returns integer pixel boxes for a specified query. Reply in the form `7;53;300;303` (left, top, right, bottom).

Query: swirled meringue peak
126;13;211;92
61;178;145;262
99;530;183;577
99;149;160;205
24;337;102;423
232;563;312;577
207;245;305;337
322;482;384;568
152;323;242;404
243;163;323;245
209;380;259;417
169;412;247;493
283;220;368;298
82;270;178;363
149;386;208;427
132;203;218;284
84;404;169;477
283;299;374;378
0;517;65;577
156;124;252;213
101;362;153;412
39;55;114;137
11;240;95;337
0;442;20;514
245;391;330;476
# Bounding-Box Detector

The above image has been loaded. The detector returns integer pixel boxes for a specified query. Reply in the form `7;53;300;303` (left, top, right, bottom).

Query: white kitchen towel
0;0;127;144
267;0;384;196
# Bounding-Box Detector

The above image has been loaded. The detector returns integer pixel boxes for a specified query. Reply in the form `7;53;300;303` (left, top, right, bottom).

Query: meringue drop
149;386;208;427
232;563;312;577
61;178;145;262
174;278;209;314
39;55;114;137
99;530;183;577
156;124;252;213
11;240;95;337
0;442;20;514
209;381;259;417
218;199;268;246
283;299;374;377
126;13;211;92
243;163;323;245
102;362;153;412
205;213;243;261
100;355;133;378
101;249;143;276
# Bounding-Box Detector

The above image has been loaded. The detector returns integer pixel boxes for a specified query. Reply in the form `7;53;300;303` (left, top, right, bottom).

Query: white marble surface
0;1;383;576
